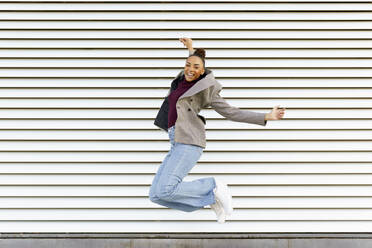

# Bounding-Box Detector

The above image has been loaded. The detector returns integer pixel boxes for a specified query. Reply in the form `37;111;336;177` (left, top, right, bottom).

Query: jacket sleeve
210;85;267;126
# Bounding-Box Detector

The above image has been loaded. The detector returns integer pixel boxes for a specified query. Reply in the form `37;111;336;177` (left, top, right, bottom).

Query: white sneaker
210;188;226;224
213;178;233;216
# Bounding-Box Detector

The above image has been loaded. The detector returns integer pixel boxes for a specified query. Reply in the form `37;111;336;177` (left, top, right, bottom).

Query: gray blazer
154;69;267;149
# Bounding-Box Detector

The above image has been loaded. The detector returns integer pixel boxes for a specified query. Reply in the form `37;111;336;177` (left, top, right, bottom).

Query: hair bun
193;48;206;59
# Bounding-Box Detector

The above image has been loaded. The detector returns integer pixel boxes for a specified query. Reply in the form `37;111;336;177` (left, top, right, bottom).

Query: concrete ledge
2;233;372;248
2;232;372;239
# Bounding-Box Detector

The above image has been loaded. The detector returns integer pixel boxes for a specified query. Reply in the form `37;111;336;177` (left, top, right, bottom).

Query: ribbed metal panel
0;0;371;232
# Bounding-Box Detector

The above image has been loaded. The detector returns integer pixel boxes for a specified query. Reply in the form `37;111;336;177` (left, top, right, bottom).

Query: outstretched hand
266;105;286;120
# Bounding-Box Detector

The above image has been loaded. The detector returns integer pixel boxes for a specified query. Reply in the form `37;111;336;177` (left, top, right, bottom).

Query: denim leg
149;127;178;200
148;148;171;200
149;147;202;212
155;140;216;208
148;126;207;212
150;195;202;212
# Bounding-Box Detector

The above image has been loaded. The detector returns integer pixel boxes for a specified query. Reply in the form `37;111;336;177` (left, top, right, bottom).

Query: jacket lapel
178;69;217;100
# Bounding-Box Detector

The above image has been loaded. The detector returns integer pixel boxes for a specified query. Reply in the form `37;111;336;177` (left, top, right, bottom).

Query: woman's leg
148;149;171;200
155;141;216;209
149;146;202;212
149;126;207;212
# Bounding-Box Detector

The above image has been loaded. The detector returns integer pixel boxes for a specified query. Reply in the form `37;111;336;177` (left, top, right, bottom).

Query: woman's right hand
179;37;193;52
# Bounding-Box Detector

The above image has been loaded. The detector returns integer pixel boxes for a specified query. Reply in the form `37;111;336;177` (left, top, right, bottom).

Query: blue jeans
148;125;217;212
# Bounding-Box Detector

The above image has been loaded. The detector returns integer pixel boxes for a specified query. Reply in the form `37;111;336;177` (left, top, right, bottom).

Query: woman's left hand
265;105;286;120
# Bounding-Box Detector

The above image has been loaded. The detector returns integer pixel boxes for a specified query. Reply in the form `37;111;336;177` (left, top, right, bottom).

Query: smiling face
184;56;205;82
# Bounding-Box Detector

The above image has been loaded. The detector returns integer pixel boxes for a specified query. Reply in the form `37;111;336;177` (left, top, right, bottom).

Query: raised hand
179;37;192;48
179;37;194;54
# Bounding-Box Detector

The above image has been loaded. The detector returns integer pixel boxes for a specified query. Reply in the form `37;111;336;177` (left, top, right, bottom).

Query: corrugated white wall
0;0;371;232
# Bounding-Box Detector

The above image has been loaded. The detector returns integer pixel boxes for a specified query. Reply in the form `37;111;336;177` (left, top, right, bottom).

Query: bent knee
149;194;160;203
149;185;160;203
156;184;177;200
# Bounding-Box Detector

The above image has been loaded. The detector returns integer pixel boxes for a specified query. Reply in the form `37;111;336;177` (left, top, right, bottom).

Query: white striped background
0;0;371;232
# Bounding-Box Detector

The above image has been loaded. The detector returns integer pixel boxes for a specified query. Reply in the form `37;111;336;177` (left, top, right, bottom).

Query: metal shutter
0;0;371;232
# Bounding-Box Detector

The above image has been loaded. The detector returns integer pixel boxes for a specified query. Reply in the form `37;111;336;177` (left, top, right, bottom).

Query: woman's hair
188;48;206;68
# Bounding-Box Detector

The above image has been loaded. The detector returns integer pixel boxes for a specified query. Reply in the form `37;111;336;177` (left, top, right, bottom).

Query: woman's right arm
179;37;194;55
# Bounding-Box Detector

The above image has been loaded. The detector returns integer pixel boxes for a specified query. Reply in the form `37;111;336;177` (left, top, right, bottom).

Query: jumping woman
149;38;285;223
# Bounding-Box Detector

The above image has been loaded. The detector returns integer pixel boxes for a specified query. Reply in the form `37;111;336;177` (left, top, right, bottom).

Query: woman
149;38;285;223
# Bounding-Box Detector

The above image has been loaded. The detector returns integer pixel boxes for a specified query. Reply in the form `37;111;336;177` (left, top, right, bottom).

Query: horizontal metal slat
2;99;372;108
1;58;372;68
2;68;372;77
0;78;371;88
2;21;372;29
1;196;372;209
0;209;372;221
0;220;371;233
1;40;372;48
2;0;372;3
0;3;371;11
0;48;371;57
0;162;372;174
0;119;370;130
0;140;371;151
0;129;372;139
1;185;372;197
1;109;371;119
0;88;371;98
1;12;372;20
0;174;372;185
0;129;371;140
0;151;370;162
1;30;372;39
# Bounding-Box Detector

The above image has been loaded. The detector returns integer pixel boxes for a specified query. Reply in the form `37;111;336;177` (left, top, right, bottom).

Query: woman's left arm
210;85;268;126
210;86;286;125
